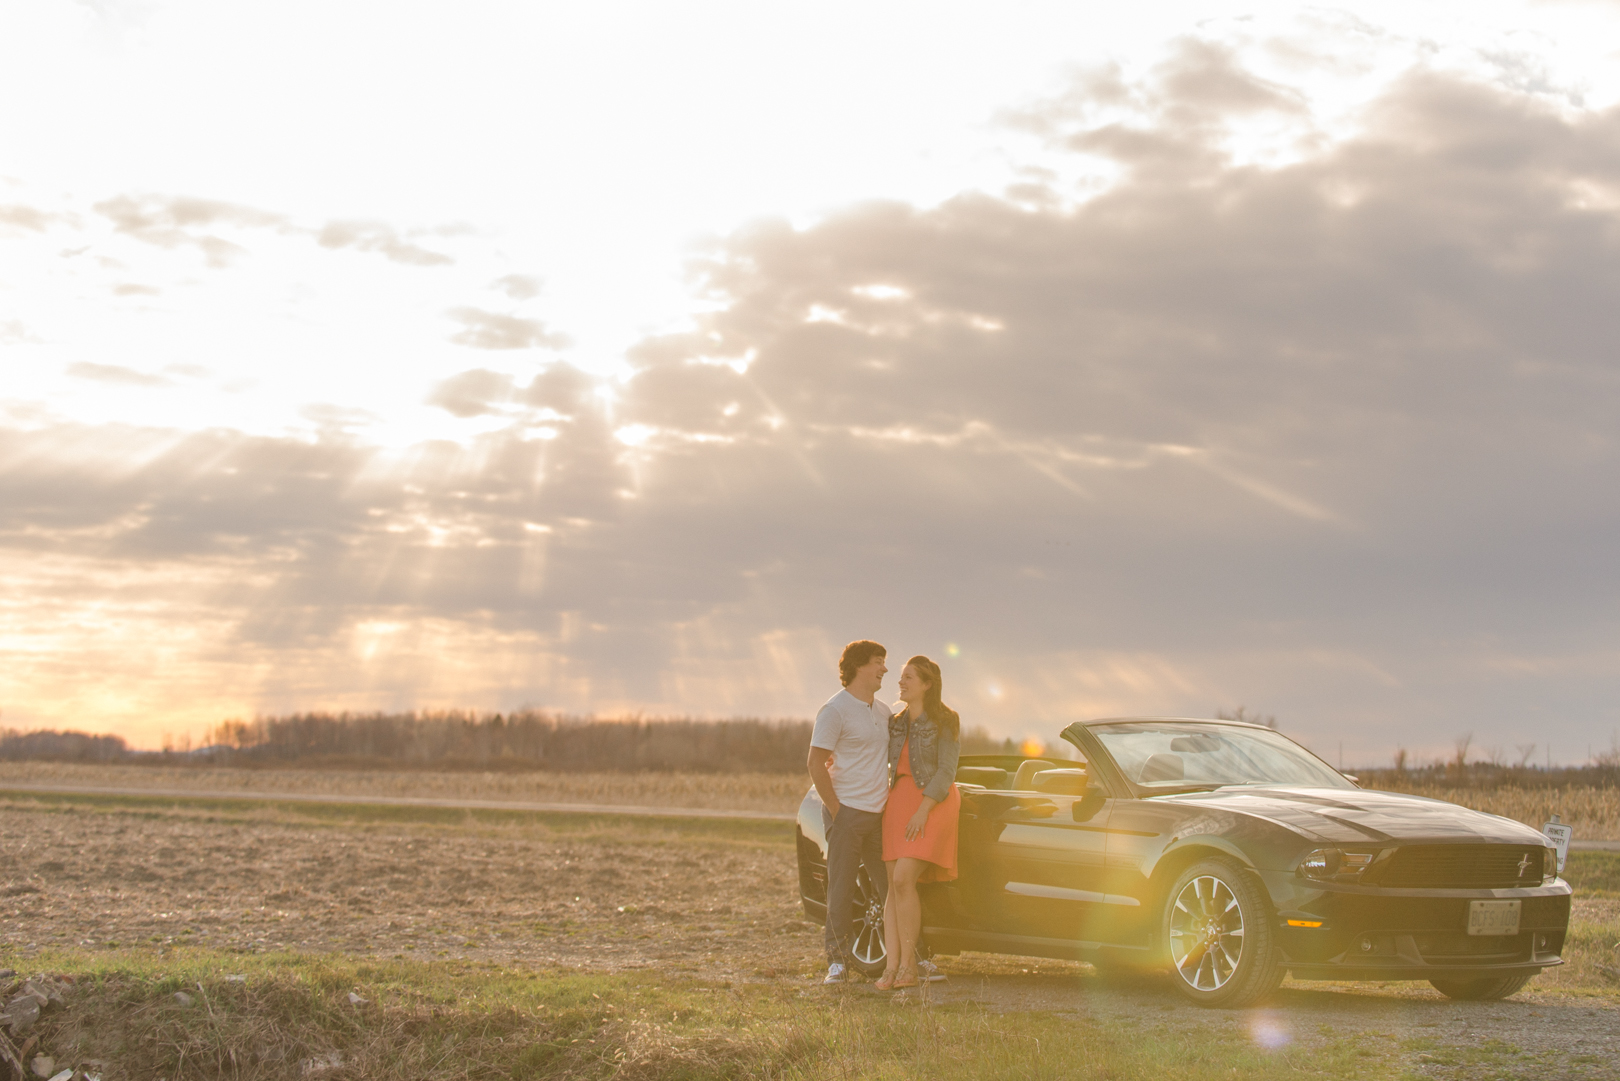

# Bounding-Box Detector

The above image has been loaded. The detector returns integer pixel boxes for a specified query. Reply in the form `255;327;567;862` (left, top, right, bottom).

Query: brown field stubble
1365;781;1620;840
0;761;805;814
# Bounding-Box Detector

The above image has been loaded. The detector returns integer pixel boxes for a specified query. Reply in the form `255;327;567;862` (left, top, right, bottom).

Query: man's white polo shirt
809;688;892;814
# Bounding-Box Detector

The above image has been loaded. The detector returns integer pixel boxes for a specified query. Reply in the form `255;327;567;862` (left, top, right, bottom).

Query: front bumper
1260;870;1571;980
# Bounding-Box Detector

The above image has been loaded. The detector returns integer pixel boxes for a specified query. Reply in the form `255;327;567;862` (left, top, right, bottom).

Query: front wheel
1161;858;1283;1008
846;864;887;978
1428;973;1534;1001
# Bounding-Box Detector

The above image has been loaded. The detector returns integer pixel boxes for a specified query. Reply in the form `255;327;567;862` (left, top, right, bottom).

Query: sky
4;0;1620;764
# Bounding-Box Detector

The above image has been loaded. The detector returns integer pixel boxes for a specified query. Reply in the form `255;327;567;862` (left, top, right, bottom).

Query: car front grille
1373;845;1545;889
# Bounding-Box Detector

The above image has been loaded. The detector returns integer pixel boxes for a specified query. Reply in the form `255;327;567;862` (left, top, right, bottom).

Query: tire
1161;857;1284;1008
846;863;888;978
1428;973;1535;1001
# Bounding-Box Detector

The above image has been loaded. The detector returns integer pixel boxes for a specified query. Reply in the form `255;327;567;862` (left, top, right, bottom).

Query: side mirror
1031;768;1089;796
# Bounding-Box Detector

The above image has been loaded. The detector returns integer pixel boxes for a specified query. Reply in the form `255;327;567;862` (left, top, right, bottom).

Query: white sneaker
822;963;850;984
918;958;947;982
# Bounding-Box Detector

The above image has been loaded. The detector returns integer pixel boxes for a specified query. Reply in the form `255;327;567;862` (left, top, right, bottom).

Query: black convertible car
796;717;1569;1007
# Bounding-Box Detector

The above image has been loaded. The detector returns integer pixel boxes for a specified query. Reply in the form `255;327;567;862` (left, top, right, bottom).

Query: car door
958;759;1115;942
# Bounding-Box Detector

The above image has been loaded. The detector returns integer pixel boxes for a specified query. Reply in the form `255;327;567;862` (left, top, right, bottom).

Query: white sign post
1543;814;1572;875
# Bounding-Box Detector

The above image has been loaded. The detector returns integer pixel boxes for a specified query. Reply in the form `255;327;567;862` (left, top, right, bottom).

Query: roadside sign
1543;816;1572;875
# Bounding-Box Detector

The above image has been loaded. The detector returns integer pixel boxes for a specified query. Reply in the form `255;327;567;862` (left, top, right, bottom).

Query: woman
876;654;961;990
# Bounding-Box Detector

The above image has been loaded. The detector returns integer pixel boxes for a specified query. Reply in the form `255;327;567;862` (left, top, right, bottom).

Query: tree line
1;711;1025;773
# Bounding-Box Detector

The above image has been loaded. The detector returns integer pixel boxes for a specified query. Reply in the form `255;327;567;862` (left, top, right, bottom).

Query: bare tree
1216;706;1277;729
1485;745;1505;768
1516;743;1537;769
1393;747;1408;773
1453;733;1473;772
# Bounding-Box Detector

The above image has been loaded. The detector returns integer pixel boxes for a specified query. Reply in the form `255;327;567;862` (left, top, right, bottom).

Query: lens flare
1020;739;1045;757
1248;1013;1290;1050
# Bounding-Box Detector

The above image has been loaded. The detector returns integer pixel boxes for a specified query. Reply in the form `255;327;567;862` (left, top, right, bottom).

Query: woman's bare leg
879;860;900;979
892;857;927;977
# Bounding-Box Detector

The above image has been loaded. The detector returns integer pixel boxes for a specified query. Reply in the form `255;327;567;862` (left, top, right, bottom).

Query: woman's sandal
874;971;899;991
890;966;919;990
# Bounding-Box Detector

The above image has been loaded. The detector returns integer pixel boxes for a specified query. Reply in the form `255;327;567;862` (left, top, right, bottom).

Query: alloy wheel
1168;874;1246;991
850;866;886;969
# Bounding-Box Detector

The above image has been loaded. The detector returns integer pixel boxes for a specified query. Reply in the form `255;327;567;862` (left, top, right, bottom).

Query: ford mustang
795;717;1570;1007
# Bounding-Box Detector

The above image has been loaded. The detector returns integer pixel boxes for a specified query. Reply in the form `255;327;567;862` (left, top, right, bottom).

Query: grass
1561;851;1620;897
7;949;1401;1081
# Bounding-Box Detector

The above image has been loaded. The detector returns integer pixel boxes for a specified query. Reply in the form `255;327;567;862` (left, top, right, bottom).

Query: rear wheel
1162;858;1283;1008
1428;973;1534;1000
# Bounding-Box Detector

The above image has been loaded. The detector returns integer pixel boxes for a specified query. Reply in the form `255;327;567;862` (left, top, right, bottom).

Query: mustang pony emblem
1517;853;1532;877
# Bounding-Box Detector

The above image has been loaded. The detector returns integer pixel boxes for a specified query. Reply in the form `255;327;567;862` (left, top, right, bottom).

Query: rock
0;969;13;980
46;1070;73;1081
16;983;50;1008
347;992;368;1005
5;996;42;1036
225;975;247;983
28;1055;52;1079
300;1051;344;1075
173;991;195;1007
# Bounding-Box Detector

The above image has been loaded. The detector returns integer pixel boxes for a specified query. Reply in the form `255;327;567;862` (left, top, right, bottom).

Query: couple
807;640;962;989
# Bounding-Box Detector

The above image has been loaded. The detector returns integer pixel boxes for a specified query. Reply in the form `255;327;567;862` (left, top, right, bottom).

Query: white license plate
1467;899;1521;936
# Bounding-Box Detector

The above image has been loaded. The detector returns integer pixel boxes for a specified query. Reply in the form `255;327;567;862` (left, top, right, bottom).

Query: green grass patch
5;948;1402;1081
1563;851;1620;897
0;788;795;848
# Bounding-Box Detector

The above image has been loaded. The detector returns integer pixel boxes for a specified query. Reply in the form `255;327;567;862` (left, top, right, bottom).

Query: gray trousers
823;806;887;966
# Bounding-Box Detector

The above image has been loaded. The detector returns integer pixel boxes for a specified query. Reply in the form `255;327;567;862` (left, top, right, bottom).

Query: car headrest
1139;752;1184;782
1012;759;1056;790
955;766;1009;789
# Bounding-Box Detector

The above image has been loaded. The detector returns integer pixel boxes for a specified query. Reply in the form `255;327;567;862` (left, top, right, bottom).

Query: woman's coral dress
881;738;960;882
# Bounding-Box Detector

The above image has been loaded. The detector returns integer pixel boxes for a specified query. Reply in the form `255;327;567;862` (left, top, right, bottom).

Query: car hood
1157;786;1547;846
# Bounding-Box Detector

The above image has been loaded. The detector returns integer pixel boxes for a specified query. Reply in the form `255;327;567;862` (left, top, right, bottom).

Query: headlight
1543;846;1559;883
1298;848;1375;882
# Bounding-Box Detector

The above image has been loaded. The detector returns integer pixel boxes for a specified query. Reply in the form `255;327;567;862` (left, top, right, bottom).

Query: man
808;640;892;984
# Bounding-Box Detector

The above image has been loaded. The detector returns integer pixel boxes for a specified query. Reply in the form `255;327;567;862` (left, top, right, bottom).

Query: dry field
8;763;1618;839
1364;782;1620;840
2;791;1619;1080
0;761;805;815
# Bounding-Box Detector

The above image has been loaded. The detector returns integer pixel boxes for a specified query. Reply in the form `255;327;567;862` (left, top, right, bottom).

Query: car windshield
1089;721;1352;791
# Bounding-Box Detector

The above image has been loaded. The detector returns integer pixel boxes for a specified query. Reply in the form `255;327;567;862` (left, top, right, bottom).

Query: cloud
0;204;52;232
66;362;172;387
7;49;1620;758
1;320;41;344
427;363;597;421
316;220;454;266
426;368;516;417
492;273;542;299
93;194;285;267
446;307;570;350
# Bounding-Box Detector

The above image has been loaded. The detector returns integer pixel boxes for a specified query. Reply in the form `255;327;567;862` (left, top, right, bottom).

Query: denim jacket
888;709;961;804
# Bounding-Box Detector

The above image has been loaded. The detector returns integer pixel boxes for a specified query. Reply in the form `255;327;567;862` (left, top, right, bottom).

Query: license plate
1467;899;1521;936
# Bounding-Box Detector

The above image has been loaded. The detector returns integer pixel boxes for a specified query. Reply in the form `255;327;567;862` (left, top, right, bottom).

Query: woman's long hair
906;655;960;740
